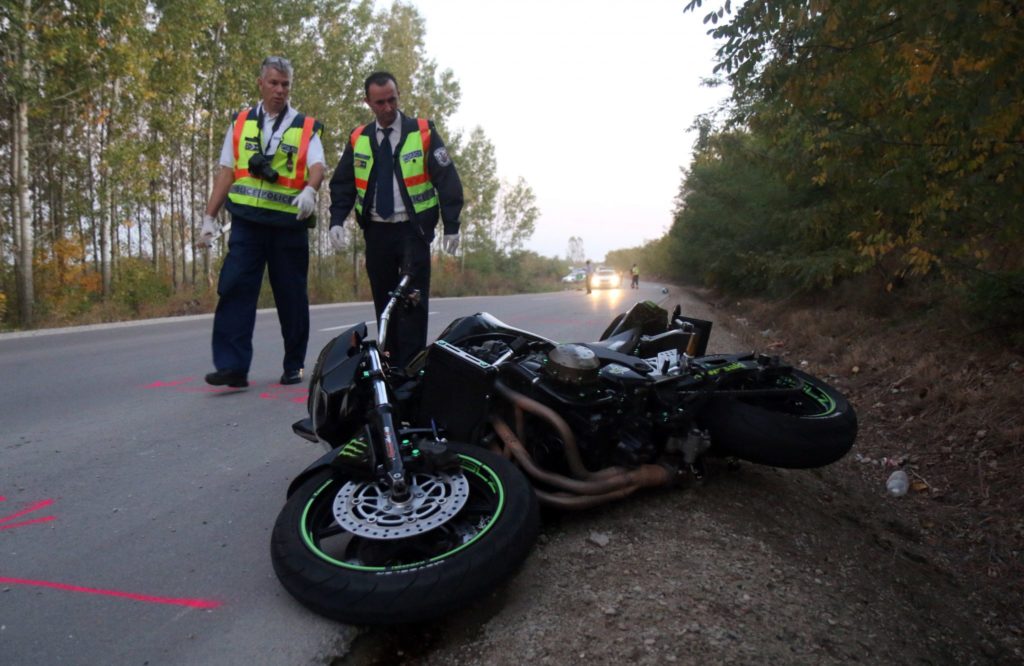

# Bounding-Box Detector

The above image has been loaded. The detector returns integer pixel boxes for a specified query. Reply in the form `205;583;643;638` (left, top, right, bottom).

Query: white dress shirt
218;102;325;171
369;115;408;222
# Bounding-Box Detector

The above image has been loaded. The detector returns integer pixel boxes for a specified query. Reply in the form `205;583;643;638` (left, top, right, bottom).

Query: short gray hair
260;55;293;78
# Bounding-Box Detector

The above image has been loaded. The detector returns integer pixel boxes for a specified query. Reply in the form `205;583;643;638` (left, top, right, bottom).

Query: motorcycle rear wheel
271;442;539;625
702;369;857;468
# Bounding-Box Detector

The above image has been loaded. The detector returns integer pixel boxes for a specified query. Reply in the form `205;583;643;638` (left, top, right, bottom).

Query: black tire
702;369;857;469
270;442;539;625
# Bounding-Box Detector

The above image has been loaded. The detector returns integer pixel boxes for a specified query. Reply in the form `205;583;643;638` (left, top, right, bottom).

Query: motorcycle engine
542;344;600;386
460;339;661;469
509;346;657;470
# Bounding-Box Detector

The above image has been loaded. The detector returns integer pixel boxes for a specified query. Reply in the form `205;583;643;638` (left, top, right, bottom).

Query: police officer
197;56;326;388
328;71;463;368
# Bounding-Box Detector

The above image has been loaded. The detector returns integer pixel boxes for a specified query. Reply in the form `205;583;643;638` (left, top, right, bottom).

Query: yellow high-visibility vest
350;119;438;217
228;107;319;225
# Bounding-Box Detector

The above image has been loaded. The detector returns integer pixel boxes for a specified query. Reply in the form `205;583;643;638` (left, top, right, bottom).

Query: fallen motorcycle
271;276;857;625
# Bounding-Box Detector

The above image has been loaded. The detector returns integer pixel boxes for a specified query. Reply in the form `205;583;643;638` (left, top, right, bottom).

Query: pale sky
388;0;729;261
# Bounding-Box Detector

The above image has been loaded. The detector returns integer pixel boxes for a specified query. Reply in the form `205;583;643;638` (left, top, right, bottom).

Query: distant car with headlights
561;269;586;285
590;267;621;289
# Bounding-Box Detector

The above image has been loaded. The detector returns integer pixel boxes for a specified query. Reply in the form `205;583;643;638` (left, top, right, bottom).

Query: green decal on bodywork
336;438;368;460
704;361;745;376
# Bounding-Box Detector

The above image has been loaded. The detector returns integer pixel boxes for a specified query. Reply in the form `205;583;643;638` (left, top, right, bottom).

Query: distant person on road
631;263;640;289
328;71;463;368
196;56;326;389
585;260;593;294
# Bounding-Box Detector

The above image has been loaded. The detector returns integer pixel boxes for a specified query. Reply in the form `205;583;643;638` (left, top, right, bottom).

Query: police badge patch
433;147;452;167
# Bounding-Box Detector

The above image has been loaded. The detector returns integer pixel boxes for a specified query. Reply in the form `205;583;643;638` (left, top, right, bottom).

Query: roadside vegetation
0;1;546;331
619;0;1023;353
612;0;1024;604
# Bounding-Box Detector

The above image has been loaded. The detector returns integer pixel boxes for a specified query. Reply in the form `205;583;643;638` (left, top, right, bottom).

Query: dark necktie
375;127;394;219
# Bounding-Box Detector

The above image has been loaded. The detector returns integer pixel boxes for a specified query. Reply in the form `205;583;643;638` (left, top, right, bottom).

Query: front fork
365;342;411;500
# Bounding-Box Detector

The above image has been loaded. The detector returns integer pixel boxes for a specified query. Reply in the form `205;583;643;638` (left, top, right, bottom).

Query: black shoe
205;369;248;388
280;369;303;385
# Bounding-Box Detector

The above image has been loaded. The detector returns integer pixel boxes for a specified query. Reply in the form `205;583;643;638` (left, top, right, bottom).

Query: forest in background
616;0;1023;348
0;0;555;329
3;1;1022;347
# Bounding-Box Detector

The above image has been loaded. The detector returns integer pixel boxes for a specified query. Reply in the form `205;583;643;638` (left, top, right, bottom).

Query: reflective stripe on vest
349;119;436;216
228;108;315;215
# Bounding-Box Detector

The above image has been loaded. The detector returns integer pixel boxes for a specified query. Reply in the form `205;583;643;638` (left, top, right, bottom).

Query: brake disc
332;471;470;539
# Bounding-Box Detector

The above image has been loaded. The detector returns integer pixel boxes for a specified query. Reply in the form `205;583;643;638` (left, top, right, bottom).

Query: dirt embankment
335;285;1023;666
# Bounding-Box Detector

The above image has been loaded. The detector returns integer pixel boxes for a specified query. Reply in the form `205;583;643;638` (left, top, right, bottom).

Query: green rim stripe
300;453;505;572
774;374;837;418
797;379;837;417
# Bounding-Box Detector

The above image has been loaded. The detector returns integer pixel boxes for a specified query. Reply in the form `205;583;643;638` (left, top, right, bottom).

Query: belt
370;215;410;223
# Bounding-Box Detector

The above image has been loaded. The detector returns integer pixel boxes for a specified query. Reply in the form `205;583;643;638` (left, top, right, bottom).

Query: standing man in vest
196;56;325;388
328;71;463;367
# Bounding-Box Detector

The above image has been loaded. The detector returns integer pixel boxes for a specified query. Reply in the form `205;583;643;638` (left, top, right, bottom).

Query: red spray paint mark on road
142;377;197;389
145;377;307;401
0;498;56;531
0;516;57;531
177;386;243;394
0;577;222;609
259;387;308;404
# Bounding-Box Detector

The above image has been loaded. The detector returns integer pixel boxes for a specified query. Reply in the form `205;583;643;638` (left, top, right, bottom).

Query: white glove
443;233;460;254
329;225;346;250
196;215;218;248
293;186;317;220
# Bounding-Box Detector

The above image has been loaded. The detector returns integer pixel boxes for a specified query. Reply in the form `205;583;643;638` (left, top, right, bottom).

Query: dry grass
704;288;1024;595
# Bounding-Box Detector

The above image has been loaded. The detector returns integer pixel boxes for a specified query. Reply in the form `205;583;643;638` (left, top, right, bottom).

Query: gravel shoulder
333;285;1023;666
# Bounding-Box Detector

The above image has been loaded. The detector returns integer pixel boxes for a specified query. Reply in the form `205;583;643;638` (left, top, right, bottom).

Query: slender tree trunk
134;202;143;259
15;86;34;325
149;175;159;269
1;112;9;267
11;0;35;325
71;104;86;266
190;105;198;287
85;118;100;273
15;100;35;323
169;162;179;290
204;89;217;288
177;160;187;287
1;106;12;267
99;89;113;297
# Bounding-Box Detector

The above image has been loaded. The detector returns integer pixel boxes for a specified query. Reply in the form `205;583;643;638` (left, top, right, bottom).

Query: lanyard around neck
256;103;288;155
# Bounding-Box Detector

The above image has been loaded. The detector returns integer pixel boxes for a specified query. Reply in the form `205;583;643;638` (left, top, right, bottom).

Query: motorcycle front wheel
271;442;539;625
702;369;857;469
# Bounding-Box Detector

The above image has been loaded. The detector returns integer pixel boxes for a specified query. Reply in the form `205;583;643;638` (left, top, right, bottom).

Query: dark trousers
212;217;309;374
363;222;431;368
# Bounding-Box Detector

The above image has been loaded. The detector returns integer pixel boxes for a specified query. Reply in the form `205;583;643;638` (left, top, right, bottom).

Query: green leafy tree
677;0;1023;324
493;177;538;254
451;126;499;259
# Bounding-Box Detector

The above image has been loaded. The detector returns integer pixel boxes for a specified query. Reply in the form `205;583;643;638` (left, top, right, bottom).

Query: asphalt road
0;280;672;665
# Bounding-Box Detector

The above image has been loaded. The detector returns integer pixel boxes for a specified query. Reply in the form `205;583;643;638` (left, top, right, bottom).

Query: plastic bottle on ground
886;469;909;497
